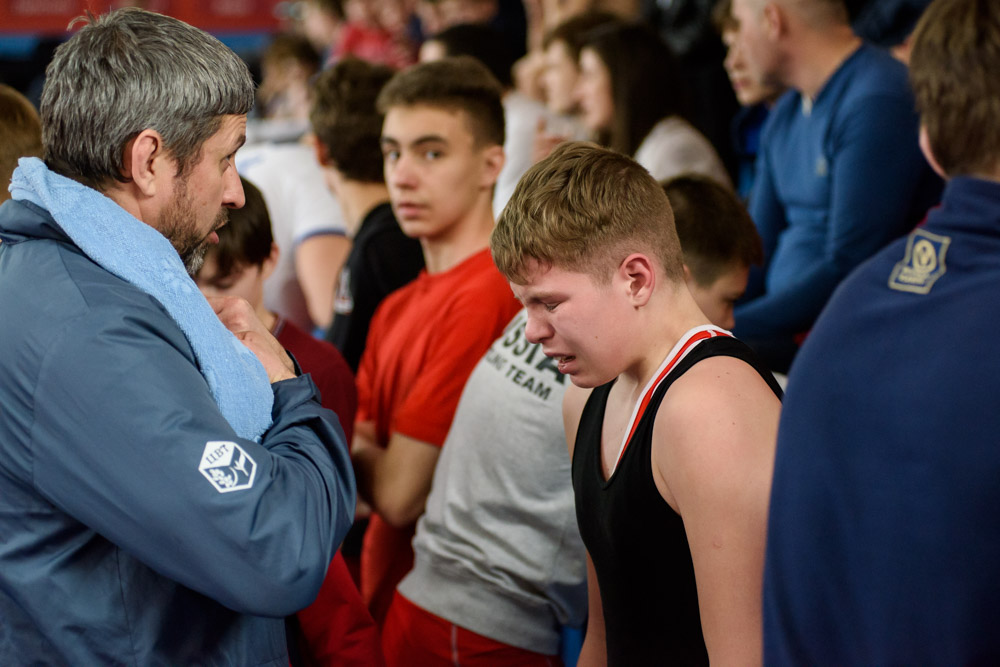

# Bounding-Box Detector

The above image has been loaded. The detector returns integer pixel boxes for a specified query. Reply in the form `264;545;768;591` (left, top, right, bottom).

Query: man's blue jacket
0;199;356;665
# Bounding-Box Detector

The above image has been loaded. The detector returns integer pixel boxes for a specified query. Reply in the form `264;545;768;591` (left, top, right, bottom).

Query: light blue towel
10;157;273;441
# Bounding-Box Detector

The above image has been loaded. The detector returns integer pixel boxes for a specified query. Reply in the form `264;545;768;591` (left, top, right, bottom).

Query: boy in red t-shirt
351;56;521;627
195;177;382;667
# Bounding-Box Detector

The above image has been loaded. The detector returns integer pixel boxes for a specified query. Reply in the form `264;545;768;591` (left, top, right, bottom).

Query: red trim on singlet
615;329;732;468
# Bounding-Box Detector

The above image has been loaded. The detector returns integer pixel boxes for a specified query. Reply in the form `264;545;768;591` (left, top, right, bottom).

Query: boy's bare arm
652;356;780;666
577;553;608;667
295;234;350;331
351;423;442;528
563;383;607;665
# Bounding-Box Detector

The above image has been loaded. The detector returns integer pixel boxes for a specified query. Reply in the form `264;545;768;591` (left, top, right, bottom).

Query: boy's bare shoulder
651;355;780;510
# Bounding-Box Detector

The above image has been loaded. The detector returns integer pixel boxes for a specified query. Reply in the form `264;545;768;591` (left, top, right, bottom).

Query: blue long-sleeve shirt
736;44;941;341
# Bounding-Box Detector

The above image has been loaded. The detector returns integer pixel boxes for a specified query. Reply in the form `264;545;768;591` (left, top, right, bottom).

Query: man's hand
207;296;296;384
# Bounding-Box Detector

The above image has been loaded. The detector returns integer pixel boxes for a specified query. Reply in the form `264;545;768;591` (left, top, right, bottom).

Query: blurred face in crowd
727;0;784;93
575;47;614;132
542;39;581;115
685;262;750;332
723;24;784;107
196;254;267;309
418;38;447;63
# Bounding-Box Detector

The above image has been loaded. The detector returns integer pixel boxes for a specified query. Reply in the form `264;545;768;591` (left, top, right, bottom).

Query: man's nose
224;167;245;209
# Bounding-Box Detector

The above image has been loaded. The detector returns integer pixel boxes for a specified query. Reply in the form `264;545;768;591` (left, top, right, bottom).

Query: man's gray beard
183;244;209;277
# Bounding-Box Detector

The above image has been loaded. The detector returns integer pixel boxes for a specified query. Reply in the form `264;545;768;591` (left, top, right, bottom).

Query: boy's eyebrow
380;134;449;148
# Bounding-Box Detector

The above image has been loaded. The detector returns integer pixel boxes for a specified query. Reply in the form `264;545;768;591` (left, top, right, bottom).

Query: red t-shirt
355;248;521;624
276;319;382;666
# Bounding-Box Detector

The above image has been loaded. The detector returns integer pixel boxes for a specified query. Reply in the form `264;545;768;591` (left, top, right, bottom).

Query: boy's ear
681;263;696;287
261;242;280;281
618;253;655;307
479;144;506;189
918;125;947;179
311;132;331;167
122;128;171;197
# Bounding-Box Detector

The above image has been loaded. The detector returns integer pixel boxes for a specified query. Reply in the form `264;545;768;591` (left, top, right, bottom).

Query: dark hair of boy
541;10;619;60
262;32;321;73
376;55;506;148
909;0;1000;177
305;0;344;21
425;23;516;89
310;58;395;183
710;0;735;33
0;84;43;203
663;174;763;286
579;21;691;157
211;177;274;279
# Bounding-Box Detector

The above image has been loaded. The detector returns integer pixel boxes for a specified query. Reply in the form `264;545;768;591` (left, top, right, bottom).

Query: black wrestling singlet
572;334;782;665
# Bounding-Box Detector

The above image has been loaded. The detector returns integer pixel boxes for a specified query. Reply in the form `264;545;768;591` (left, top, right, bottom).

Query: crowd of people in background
3;0;1000;664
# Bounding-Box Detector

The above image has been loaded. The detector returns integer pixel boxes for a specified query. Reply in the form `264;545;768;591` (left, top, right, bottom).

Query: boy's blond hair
910;0;1000;177
491;141;685;285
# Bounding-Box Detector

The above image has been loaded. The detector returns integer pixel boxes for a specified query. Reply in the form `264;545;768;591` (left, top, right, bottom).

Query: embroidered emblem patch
888;229;951;294
815;156;828;177
199;441;257;493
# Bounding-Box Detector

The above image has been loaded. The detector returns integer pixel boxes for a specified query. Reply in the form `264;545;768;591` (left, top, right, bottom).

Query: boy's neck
336;180;391;236
419;199;496;274
616;286;711;400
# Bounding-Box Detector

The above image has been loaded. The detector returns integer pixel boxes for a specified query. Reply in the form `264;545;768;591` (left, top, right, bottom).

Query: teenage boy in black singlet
490;141;782;666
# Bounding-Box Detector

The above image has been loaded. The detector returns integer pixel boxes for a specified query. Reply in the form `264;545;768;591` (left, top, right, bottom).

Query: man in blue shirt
764;0;1000;662
727;0;940;372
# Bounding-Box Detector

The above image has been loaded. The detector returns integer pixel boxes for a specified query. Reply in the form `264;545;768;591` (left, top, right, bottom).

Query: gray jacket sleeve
28;303;356;617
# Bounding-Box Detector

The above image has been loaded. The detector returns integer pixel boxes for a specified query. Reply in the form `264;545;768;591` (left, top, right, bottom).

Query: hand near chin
207;296;296;384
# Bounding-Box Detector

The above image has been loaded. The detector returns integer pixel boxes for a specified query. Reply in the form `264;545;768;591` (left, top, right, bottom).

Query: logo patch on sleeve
888;229;951;295
199;441;257;493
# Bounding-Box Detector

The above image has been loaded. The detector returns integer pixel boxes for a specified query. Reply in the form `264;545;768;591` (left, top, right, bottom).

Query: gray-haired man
0;9;356;664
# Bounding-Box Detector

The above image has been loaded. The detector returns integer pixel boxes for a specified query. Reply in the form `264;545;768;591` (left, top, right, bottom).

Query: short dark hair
910;0;1000;177
662;174;762;286
311;58;394;183
377;56;505;147
305;0;344;21
711;0;735;33
425;23;516;89
0;84;42;204
579;21;690;157
210;177;274;279
542;11;618;61
262;32;321;72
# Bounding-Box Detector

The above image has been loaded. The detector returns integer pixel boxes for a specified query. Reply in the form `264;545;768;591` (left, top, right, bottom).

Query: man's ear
918;125;947;179
618;253;655;307
123;128;171;197
261;242;280;281
480;144;506;189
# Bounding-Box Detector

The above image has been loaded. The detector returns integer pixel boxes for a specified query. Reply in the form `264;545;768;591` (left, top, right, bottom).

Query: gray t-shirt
398;310;587;654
